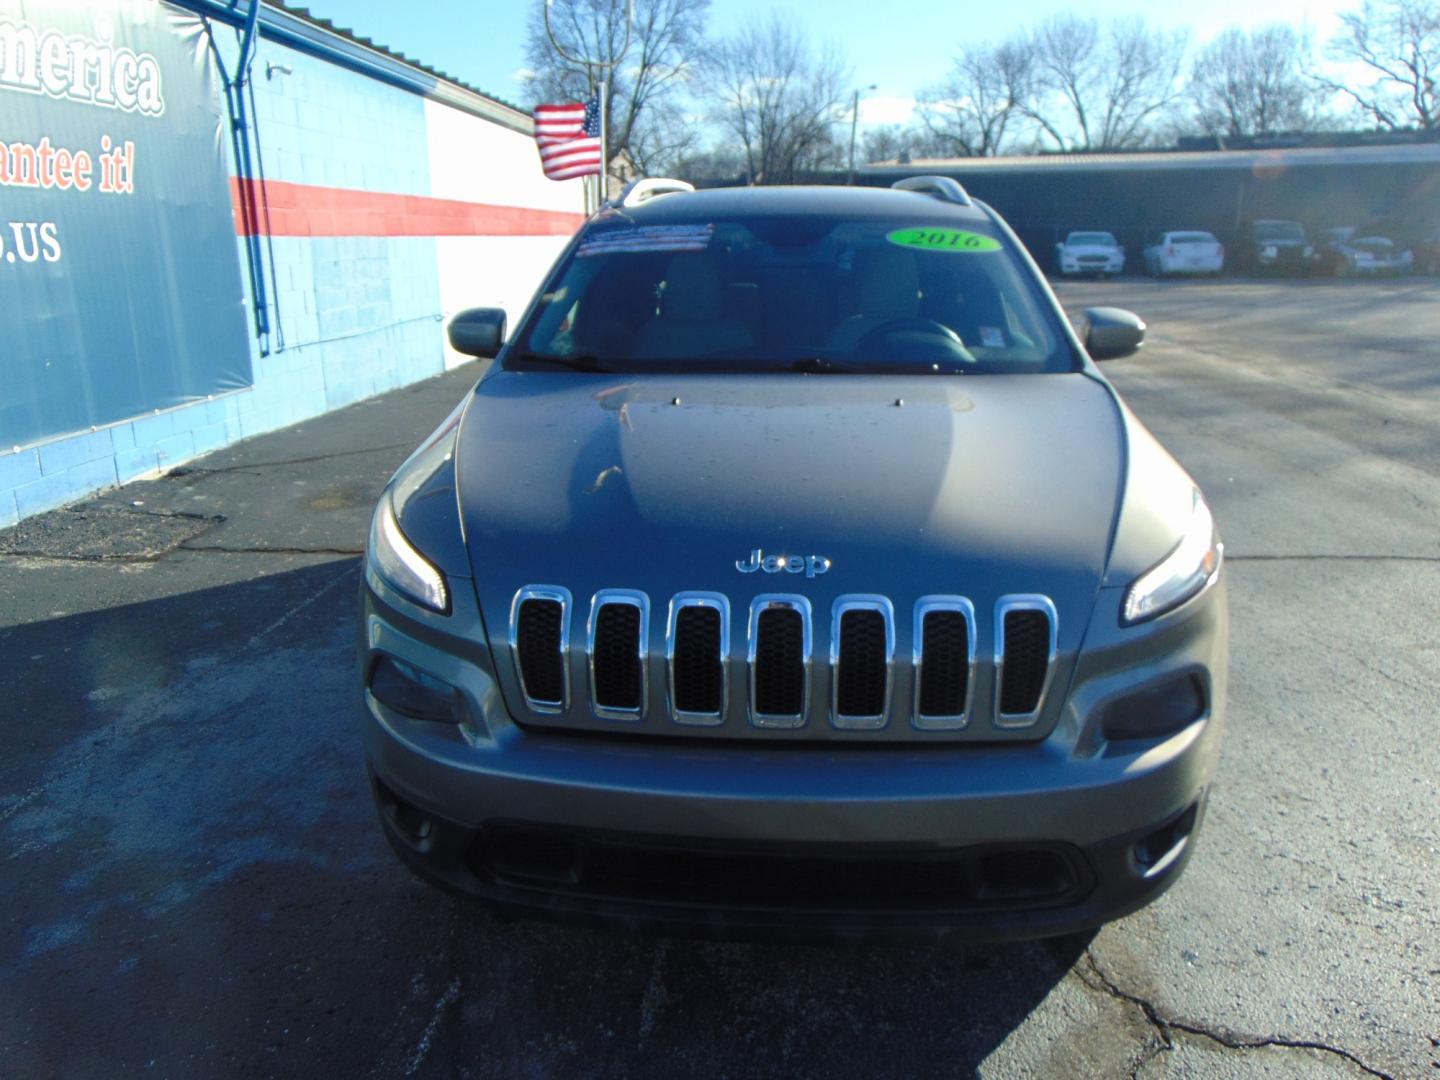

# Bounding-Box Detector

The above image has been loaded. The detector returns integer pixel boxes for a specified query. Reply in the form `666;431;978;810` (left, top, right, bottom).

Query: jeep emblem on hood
735;549;832;578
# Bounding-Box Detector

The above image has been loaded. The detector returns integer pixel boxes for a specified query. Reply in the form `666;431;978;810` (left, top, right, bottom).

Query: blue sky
298;0;1352;126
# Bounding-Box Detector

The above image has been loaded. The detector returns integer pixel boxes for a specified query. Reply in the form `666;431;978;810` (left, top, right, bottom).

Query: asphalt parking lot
2;277;1437;1079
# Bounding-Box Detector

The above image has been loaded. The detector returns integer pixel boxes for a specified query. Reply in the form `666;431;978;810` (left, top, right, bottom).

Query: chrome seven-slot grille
507;588;1058;732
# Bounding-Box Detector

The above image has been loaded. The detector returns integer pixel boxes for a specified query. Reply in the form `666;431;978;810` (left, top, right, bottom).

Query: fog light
1134;801;1198;871
369;654;459;723
1100;673;1206;741
373;776;436;846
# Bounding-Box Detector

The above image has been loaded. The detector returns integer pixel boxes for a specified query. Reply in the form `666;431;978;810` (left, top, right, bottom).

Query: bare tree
1025;17;1188;150
858;124;955;165
707;16;852;184
859;125;908;164
917;41;1034;156
1189;26;1323;137
626;98;705;175
524;0;710;178
1322;0;1439;129
670;143;748;183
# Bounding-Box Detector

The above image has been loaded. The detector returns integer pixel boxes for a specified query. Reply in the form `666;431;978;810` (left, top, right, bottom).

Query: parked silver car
1313;227;1414;276
360;177;1228;941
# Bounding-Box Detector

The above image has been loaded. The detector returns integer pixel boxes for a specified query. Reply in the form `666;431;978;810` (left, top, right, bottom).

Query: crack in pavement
1078;949;1396;1079
167;442;415;477
0;544;363;564
403;976;461;1077
1226;554;1440;563
179;543;365;557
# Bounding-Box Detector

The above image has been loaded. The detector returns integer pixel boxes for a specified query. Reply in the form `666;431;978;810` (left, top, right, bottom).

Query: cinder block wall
233;42;441;439
1;11;582;529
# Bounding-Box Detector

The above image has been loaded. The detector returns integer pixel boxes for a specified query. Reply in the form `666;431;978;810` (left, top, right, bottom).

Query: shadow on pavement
1;559;1094;1078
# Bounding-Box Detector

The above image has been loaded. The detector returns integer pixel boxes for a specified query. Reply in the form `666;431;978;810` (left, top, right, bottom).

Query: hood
1352;236;1395;252
457;371;1125;657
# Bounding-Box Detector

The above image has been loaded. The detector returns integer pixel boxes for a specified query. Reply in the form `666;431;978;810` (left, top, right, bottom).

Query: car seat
825;246;922;354
632;252;755;360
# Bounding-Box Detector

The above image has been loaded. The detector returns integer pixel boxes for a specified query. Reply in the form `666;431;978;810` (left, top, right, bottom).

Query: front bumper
359;573;1227;941
371;767;1209;942
1060;258;1124;275
1254;246;1309;271
1353;256;1412;274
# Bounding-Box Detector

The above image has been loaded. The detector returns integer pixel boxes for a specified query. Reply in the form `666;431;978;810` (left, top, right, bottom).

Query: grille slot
669;597;727;721
749;597;811;727
587;590;649;719
995;596;1057;727
593;605;643;710
831;597;894;728
511;588;570;711
913;597;975;728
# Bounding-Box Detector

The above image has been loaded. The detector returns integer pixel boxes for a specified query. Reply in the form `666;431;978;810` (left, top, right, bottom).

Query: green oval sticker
887;227;1002;253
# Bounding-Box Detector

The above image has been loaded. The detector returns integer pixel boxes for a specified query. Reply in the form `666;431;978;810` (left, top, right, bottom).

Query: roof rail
891;175;973;207
611;177;696;209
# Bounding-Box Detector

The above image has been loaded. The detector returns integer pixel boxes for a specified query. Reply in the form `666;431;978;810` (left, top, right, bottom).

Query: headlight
366;491;449;613
1122;491;1222;625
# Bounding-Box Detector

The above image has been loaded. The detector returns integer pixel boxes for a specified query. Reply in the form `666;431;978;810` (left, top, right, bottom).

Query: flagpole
597;77;608;206
542;0;632;209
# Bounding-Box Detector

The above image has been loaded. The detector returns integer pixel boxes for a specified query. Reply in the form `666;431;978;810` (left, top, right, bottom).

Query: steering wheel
853;317;976;366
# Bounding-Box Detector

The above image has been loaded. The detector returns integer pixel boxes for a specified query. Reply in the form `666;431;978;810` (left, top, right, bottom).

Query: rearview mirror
1083;307;1146;361
447;307;507;359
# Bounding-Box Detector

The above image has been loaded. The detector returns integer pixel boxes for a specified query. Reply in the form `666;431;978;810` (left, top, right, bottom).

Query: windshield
510;216;1074;375
1254;221;1306;241
1172;232;1218;245
1067;232;1116;246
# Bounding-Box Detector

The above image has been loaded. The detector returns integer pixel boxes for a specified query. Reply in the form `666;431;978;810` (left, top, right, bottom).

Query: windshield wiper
786;356;853;374
514;351;615;373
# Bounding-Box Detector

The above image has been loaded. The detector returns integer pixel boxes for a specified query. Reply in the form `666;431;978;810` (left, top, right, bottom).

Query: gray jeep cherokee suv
359;177;1227;942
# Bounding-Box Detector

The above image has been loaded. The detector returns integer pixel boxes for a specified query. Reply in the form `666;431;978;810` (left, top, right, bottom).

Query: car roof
591;185;994;227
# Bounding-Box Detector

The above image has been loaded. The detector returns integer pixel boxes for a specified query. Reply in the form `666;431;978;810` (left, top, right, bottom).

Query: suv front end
359;180;1228;942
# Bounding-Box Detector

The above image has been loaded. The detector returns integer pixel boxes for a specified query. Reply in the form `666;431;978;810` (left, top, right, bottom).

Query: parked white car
1144;231;1225;277
1055;231;1125;276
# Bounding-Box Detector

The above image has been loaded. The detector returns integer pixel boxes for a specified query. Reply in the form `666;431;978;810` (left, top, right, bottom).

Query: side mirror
1083;306;1146;361
447;307;507;359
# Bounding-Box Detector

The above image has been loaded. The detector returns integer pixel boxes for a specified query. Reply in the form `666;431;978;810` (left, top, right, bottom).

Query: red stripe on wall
230;178;586;237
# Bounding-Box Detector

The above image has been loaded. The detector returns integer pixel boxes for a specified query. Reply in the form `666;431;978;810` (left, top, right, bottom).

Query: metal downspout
217;0;272;354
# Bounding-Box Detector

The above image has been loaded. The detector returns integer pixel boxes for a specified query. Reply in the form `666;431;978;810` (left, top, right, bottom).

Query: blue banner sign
1;0;252;449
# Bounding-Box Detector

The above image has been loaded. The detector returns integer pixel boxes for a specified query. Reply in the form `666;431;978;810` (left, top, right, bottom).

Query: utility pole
847;83;877;186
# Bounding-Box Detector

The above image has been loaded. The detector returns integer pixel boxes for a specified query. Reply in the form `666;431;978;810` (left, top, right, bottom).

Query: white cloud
859;94;917;128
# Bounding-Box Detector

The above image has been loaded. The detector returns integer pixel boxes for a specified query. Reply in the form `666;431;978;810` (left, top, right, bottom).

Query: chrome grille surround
993;594;1059;729
509;585;572;714
665;591;730;726
911;596;977;730
506;586;1062;733
829;595;895;730
747;594;813;730
586;589;650;721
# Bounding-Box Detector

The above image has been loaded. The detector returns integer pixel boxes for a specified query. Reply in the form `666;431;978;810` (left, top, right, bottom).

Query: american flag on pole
533;95;602;181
